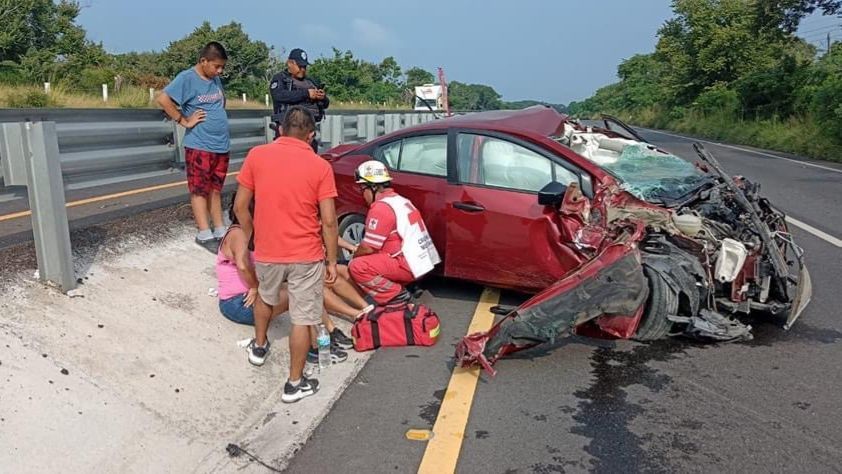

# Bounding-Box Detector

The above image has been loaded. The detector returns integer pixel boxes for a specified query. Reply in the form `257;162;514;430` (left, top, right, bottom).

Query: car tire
633;266;678;342
339;214;366;262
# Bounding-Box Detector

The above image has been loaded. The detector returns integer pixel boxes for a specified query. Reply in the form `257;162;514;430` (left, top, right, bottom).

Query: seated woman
217;194;373;366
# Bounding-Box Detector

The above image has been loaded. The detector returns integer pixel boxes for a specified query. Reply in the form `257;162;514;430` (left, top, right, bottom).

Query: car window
554;163;578;187
375;135;447;177
602;115;647;143
376;140;401;168
456;133;478;183
458;134;576;193
397;135;448;176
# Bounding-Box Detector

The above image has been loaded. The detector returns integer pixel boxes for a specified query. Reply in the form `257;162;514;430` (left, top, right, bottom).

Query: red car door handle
453;202;485;212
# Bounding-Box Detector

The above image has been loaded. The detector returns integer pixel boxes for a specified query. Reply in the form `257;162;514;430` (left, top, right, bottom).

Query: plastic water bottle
317;324;331;371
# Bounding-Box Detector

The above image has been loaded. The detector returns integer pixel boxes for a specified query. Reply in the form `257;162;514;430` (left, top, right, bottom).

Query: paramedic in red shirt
349;160;441;306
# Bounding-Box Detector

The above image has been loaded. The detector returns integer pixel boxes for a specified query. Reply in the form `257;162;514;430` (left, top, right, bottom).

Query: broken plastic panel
714;238;748;283
456;235;649;376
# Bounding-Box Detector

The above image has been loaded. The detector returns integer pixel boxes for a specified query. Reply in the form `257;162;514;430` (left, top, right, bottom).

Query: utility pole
437;67;450;117
828;31;831;54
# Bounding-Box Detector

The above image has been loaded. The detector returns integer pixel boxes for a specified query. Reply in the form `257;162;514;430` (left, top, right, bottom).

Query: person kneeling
348;161;441;306
217;196;369;367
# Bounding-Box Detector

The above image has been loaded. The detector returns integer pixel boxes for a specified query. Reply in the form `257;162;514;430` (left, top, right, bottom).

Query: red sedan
327;107;605;292
324;106;810;371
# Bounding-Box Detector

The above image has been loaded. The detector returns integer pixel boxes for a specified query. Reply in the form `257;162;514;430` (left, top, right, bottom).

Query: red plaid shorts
185;147;230;196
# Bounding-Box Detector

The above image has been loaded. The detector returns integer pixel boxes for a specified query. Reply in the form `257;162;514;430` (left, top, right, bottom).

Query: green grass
0;83;411;110
611;106;842;163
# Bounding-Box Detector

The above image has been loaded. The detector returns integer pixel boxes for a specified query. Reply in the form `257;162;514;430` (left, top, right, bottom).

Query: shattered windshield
558;124;709;204
603;145;708;203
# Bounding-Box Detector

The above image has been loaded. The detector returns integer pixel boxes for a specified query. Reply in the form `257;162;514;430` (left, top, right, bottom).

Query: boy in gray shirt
157;41;231;252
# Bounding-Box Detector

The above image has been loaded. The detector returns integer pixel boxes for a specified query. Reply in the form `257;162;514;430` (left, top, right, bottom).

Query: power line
798;23;842;35
801;29;842;41
805;31;842;41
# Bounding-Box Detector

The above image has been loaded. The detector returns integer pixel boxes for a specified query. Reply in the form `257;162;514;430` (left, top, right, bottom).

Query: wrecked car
323;106;811;374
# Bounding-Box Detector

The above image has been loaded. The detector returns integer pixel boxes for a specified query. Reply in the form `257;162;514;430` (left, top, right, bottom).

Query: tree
19;0;110;87
448;81;502;110
755;0;842;33
1;0;109;85
405;67;435;89
0;0;59;62
570;0;842;127
307;48;404;104
500;100;568;113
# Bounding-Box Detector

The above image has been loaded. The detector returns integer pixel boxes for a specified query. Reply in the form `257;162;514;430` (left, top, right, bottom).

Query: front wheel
633;266;678;341
339;214;366;262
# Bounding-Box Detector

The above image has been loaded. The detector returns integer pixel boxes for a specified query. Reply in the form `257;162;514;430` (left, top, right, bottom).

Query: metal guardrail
0;122;75;290
0;109;436;190
0;108;437;291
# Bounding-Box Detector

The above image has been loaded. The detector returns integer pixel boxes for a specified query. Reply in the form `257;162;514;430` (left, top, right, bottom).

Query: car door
444;132;585;292
372;133;450;261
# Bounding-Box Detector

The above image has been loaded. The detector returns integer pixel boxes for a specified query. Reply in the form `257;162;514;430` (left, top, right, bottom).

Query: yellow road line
418;287;500;474
0;171;240;223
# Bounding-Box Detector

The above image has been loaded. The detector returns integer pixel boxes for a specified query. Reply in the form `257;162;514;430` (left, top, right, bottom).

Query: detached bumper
455;241;648;376
785;265;812;330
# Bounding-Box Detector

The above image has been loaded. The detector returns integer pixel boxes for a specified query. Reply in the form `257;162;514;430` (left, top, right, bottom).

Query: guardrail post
1;123;29;186
172;122;186;167
356;114;368;140
384;114;398;134
364;114;377;141
263;116;275;143
326;115;343;148
376;114;386;137
22;122;76;292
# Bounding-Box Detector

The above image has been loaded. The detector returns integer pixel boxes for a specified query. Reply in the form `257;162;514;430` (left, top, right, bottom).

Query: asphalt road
2;128;841;473
287;130;842;473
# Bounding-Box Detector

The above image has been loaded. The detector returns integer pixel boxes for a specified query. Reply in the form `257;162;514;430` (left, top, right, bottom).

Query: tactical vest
274;75;323;122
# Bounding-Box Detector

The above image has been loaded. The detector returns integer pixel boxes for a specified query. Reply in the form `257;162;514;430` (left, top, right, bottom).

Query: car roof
409;105;567;136
326;105;569;158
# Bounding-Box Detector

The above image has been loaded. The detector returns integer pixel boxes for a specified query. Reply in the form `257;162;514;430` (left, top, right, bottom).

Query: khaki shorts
255;261;324;325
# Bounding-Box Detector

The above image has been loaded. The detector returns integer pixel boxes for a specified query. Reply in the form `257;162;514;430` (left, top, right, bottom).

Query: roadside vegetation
0;1;563;112
0;84;411;110
567;0;842;162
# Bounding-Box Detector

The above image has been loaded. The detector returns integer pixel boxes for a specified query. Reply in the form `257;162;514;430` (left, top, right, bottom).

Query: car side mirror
538;181;567;207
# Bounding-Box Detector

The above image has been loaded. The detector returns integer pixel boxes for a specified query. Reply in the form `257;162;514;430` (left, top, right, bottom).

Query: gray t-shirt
164;68;230;153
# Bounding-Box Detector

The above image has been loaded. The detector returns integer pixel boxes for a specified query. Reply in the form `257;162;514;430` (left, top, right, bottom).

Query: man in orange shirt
234;106;338;403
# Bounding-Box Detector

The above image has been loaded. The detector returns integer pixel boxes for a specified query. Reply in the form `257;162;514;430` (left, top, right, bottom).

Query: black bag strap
365;303;422;348
370;319;381;349
403;305;418;346
369;306;386;322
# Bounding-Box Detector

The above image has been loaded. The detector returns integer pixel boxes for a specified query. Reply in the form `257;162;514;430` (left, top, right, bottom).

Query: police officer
269;48;330;151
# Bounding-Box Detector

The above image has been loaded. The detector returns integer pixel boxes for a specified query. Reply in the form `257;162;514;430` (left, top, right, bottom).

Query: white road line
786;217;842;248
641;128;842;174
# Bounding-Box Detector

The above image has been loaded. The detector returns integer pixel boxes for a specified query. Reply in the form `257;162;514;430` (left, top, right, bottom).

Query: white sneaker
246;339;270;366
282;377;319;403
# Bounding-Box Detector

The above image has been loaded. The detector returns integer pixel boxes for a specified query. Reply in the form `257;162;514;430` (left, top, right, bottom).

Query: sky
75;1;838;105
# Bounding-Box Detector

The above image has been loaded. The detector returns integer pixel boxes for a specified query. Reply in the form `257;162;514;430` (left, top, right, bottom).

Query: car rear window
376;135;447;177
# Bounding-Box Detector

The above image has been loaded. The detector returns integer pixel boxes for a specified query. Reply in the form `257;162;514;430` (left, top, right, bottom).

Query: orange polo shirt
237;137;337;263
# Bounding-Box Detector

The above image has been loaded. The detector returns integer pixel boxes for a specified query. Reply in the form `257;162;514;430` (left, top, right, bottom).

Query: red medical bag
351;302;440;351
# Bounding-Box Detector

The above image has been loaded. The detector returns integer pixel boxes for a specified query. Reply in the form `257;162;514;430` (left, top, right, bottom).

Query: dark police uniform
269;49;329;150
269;71;329;124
